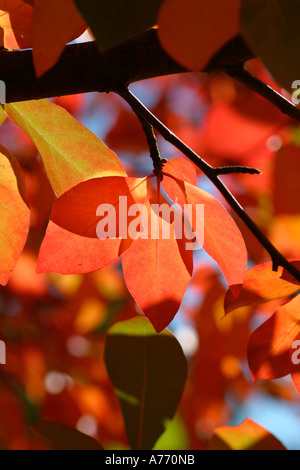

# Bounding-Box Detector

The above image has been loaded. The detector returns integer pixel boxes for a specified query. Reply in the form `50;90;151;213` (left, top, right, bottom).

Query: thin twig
215;166;262;175
117;87;300;283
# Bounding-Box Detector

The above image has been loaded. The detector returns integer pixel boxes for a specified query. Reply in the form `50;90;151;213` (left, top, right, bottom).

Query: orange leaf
122;184;193;332
158;0;241;71
32;0;86;76
247;295;300;381
37;177;147;274
162;167;247;296
36;221;122;275
184;181;247;296
0;145;30;285
162;157;197;208
0;0;33;49
50;176;148;238
210;418;286;450
225;261;300;314
37;176;148;274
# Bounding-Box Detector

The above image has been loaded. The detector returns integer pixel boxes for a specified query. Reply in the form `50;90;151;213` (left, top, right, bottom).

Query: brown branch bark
0;30;253;103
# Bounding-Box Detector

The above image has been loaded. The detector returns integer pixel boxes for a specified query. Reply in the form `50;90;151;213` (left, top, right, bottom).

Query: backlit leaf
247;295;300;381
50;176;148;238
224;261;300;314
162;157;197;209
210;418;286;450
184;181;247;296
32;0;86;77
36;221;122;275
0;0;33;49
121;186;193;333
5;100;126;196
0;145;30;285
37;176;148;274
158;0;241;71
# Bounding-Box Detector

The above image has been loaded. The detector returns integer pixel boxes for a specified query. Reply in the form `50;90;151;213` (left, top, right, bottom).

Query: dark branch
118;87;300;283
215;166;262;175
0;31;253;103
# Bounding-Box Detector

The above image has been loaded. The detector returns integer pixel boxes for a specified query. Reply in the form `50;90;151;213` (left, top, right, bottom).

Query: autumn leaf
162;157;197;209
39;174;192;332
274;145;300;216
247;294;300;381
50;176;149;238
37;176;149;275
224;261;300;314
104;317;187;450
0;0;33;49
0;144;30;285
5;100;126;197
32;0;87;77
158;0;241;71
122;188;193;332
162;160;247;297
36;221;123;275
209;418;286;450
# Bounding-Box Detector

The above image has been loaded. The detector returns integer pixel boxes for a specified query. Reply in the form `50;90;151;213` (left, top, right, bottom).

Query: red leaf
274;145;300;215
247;295;300;381
122;183;193;332
225;261;300;314
32;0;86;76
158;0;240;71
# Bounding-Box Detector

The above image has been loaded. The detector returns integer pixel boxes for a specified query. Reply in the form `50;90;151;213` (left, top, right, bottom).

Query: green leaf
33;421;104;450
73;0;164;51
104;317;187;450
241;0;300;92
5;100;126;197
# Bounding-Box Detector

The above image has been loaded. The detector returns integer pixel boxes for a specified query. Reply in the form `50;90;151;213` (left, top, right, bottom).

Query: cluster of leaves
0;0;299;451
3;0;300;92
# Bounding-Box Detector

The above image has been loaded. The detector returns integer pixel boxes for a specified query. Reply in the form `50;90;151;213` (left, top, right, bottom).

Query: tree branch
0;30;253;103
118;87;300;283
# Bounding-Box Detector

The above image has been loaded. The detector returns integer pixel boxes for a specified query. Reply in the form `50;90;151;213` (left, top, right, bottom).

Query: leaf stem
117;87;300;283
